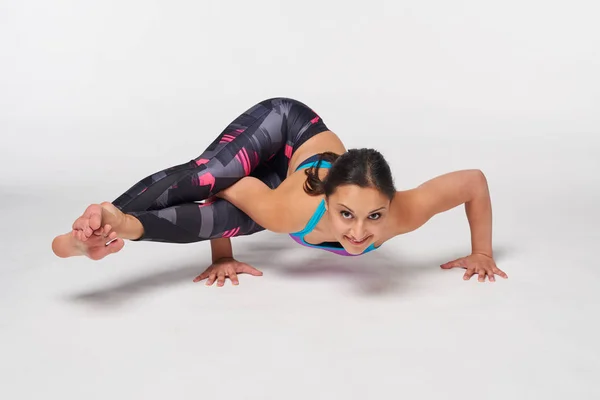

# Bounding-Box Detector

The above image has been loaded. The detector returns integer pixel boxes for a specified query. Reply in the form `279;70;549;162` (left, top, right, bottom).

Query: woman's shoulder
287;130;346;175
272;171;327;233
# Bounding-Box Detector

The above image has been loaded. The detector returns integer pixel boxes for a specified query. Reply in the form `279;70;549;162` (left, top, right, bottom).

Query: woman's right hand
193;257;263;286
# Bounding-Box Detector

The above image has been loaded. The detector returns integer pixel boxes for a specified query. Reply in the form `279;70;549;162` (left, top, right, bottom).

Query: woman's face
325;185;391;255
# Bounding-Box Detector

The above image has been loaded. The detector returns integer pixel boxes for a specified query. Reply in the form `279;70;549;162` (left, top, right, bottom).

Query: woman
51;97;508;286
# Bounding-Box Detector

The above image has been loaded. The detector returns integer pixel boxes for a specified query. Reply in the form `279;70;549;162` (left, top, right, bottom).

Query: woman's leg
53;98;328;257
126;164;284;243
112;97;328;214
112;98;328;243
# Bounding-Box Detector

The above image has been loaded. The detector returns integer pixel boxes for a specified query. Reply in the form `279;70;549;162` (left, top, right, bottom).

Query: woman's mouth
345;235;370;245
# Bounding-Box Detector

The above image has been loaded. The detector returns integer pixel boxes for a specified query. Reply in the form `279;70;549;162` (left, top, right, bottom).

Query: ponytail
303;151;340;196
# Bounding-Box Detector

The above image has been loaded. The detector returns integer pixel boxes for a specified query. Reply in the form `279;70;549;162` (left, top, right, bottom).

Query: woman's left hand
440;253;508;282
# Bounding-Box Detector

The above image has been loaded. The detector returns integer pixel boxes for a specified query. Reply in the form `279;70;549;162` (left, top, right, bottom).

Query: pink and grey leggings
111;97;328;243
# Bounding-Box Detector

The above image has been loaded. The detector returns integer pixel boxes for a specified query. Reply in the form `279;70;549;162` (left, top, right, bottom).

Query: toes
104;231;118;244
75;204;103;237
108;238;124;253
93;225;108;237
83;225;93;238
72;217;92;238
97;224;112;237
87;238;124;260
73;216;85;231
89;207;102;231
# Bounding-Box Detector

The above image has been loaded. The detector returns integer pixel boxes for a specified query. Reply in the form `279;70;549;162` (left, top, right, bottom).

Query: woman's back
285;130;347;178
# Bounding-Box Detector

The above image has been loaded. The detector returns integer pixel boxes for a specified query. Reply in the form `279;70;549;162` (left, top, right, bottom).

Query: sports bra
288;154;380;256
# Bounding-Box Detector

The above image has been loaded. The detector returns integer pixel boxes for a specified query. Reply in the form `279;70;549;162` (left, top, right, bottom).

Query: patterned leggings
111;97;328;243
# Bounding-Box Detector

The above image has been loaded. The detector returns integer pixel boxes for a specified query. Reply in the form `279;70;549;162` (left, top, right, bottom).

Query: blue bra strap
295;160;332;172
290;199;327;236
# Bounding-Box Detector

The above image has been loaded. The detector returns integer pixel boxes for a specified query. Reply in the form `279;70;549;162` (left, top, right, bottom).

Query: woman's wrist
210;237;233;263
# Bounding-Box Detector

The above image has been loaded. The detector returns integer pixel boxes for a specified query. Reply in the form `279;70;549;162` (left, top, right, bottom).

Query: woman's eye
369;213;381;220
340;211;353;219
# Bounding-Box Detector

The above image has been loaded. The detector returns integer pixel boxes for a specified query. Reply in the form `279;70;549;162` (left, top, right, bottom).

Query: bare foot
53;201;143;259
71;202;125;242
52;228;125;260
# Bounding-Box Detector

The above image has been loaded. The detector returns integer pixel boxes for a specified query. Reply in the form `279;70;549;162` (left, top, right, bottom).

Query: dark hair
303;148;396;200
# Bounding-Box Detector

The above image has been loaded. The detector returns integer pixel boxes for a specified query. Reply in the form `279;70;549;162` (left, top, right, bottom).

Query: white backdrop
1;1;599;399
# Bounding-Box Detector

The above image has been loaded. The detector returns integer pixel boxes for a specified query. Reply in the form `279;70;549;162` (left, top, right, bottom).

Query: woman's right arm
195;236;264;286
196;177;303;286
210;237;233;263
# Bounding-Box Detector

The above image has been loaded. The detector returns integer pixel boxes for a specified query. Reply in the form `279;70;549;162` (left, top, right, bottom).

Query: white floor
2;133;599;399
2;1;600;399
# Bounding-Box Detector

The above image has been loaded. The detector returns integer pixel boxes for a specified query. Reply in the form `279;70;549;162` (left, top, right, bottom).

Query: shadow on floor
66;233;513;308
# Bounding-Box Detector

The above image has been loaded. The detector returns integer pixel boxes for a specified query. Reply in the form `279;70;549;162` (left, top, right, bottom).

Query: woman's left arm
390;169;508;282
